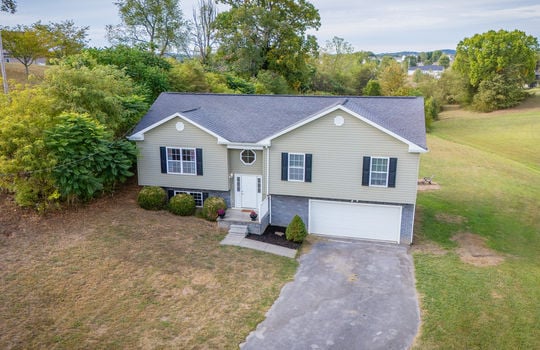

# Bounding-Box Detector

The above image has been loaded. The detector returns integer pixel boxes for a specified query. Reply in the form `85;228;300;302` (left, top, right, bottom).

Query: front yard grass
413;95;540;349
0;185;297;349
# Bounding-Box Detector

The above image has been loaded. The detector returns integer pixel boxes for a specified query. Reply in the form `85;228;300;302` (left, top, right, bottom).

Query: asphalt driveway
241;239;420;350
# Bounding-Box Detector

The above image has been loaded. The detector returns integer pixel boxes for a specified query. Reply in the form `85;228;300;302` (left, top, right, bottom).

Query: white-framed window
370;157;389;186
167;147;196;175
174;191;203;207
240;149;256;165
288;153;305;182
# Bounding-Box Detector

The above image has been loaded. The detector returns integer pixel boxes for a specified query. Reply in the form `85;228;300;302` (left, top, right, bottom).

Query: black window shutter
196;148;203;176
167;189;174;200
160;147;167;173
362;156;371;186
281;153;288;181
202;192;209;204
305;154;312;182
388;158;397;188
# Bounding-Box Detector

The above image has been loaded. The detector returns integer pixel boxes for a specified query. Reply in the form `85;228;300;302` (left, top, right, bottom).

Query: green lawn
413;95;540;349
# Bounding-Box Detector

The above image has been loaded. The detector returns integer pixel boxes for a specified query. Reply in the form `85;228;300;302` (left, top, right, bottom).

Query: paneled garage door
309;200;402;243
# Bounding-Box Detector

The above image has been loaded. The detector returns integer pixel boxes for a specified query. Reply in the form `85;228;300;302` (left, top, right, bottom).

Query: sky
1;0;539;53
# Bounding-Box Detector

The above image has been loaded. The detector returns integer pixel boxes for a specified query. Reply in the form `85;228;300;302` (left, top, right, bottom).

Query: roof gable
128;93;428;152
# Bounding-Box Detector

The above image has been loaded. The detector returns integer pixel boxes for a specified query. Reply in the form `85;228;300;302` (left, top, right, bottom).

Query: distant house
128;93;428;244
408;65;445;78
1;50;46;65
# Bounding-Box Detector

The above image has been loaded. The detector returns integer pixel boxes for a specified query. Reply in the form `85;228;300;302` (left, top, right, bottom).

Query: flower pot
250;215;257;221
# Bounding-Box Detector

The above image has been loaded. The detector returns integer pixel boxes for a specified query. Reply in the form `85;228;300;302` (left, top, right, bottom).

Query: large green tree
1;25;49;76
34;20;89;59
107;0;190;56
87;46;171;101
43;55;148;137
454;29;539;111
214;0;320;90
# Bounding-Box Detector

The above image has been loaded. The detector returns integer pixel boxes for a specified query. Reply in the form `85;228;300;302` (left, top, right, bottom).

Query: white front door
235;174;261;209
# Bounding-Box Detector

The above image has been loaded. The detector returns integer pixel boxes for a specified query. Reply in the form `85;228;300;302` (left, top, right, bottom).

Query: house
128;93;427;244
407;65;445;78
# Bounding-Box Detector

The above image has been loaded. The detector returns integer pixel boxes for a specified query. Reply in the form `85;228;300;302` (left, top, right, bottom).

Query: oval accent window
334;115;345;126
176;122;185;131
240;149;256;165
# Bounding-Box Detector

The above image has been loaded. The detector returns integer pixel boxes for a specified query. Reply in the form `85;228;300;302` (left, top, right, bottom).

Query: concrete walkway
241;239;420;350
220;232;297;258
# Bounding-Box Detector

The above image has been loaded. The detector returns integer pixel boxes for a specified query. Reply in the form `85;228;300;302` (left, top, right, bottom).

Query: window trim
369;157;390;187
240;149;256;166
288;153;305;182
166;147;196;175
174;190;203;207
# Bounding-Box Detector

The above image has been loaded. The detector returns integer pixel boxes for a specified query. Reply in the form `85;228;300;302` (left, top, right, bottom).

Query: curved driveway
242;239;420;350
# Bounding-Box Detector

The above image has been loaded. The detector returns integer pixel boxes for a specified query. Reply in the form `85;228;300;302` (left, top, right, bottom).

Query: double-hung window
362;156;397;188
370;157;389;186
288;153;305;182
167;147;196;175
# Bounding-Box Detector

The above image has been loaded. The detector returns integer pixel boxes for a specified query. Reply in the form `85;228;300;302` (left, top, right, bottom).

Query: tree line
0;0;538;210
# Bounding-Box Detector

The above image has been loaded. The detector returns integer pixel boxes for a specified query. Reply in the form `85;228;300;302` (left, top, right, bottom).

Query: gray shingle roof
130;93;427;150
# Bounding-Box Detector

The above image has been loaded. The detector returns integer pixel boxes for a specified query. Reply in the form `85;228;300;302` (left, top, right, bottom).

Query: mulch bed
246;225;301;250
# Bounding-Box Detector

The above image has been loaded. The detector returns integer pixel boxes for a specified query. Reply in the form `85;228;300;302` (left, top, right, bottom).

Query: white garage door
309;200;402;243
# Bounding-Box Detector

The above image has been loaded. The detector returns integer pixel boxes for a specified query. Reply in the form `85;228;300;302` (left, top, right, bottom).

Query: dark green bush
168;193;196;216
137;186;167;210
202;196;227;221
285;215;308;243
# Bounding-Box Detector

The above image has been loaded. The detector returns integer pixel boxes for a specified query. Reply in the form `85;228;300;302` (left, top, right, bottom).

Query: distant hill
376;49;456;57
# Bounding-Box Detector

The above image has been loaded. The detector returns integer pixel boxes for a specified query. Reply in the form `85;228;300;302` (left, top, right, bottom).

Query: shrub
286;215;308;243
137;186;166;210
202;196;227;221
168;193;196;216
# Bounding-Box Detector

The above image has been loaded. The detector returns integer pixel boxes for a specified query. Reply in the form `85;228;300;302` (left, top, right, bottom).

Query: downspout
265;145;271;223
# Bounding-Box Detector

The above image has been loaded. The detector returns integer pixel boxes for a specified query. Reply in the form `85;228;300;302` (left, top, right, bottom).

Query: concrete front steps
217;209;267;234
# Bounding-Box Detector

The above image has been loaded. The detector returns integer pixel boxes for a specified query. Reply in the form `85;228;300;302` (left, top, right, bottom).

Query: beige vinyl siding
269;110;420;204
228;149;263;176
136;117;229;191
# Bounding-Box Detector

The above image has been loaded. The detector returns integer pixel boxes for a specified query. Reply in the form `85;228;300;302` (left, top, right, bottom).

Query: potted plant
217;208;226;219
249;210;258;221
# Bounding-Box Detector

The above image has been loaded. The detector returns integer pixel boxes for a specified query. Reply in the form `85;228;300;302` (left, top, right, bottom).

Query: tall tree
438;54;450;69
34;20;89;59
191;0;217;65
43;55;147;136
87;46;171;101
454;29;539;111
107;0;189;56
0;0;16;13
323;36;353;72
1;25;49;77
378;60;409;96
214;0;320;90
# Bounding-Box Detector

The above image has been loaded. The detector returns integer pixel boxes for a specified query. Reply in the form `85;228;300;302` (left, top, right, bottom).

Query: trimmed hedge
202;196;227;221
137;186;167;210
168;193;196;216
286;215;308;243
